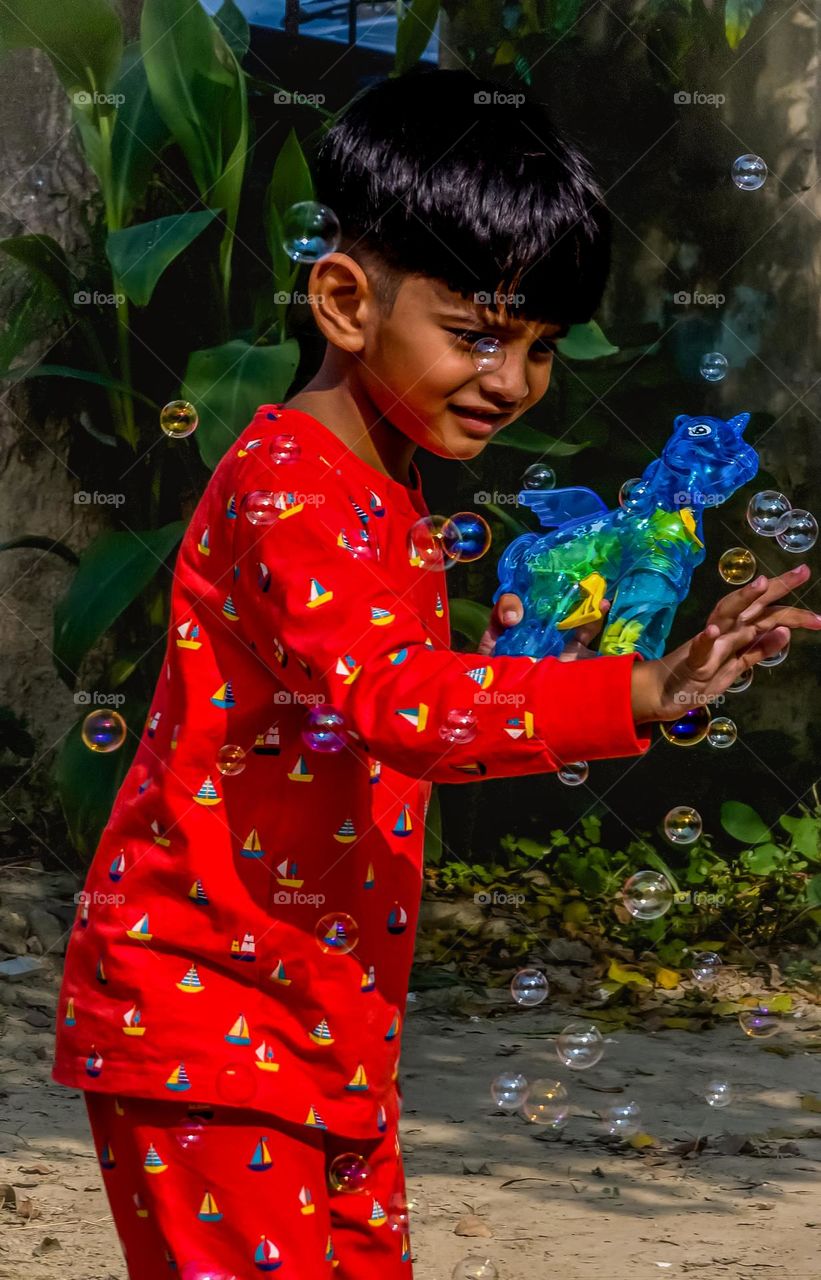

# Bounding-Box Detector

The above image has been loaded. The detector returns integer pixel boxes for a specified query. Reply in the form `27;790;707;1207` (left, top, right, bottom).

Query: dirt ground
2;866;821;1279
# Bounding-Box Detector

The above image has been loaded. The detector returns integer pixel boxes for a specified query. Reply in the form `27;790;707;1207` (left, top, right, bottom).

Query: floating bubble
282;200;341;263
160;399;198;439
301;706;348;753
82;709;127;753
746;490;791;536
732;153;768;191
775;508;818;553
663;806;702;845
241;491;280;525
520;1078;569;1127
689;951;722;983
705;1079;734;1108
269;433;301;465
387;1191;410;1232
619;477;651;511
315;912;359;955
452;1259;499;1280
522;462;556;491
216;744;246;776
438;708;478;745
174;1119;206;1152
718;547;756;585
449;512;492;563
471;336;505;373
726;669;753;694
707;716;737;748
603;1100;641;1138
490;1071;529;1112
622;870;674;920
660;706;711;747
510;968;549;1007
215;1062;256;1104
328;1152;372;1193
557;761;588;786
408;514;462;570
180;1265;238;1280
556;1022;604;1070
700;351;728;383
758;642;789;668
739;1006;781;1038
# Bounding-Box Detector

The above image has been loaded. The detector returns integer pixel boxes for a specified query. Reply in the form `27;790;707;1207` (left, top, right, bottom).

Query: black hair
312;67;612;327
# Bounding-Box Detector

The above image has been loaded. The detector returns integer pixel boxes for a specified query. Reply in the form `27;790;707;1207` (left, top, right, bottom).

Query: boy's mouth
448;404;510;436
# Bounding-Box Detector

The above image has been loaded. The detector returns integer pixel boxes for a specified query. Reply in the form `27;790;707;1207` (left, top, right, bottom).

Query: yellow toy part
556;572;607;631
678;508;704;548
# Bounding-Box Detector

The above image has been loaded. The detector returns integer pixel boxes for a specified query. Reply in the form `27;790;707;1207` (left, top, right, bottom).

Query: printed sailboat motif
370;605;395;626
122;1004;145;1036
255;1041;279;1072
274;490;303;518
299;1184;315;1214
210;680;235;709
198;1191;222;1222
276;858;303;887
133;1192;148;1217
345;1063;369;1093
165;1062;191;1092
143;1142;167;1174
146;709;161;737
225;1014;251;1045
434;590;444;618
369;760;382;784
367;487;386;516
109;851;126;881
248;1135;273;1171
320;917;350;951
197;524;210;555
306;577;333;608
176;963;204;993
252;725;280;755
286;755;313;782
385;1010;401;1039
360;964;375;993
64;996;76;1026
86;1047;103;1077
504;711;535;740
363;862;375;889
192;775;221;806
392;806;413;838
368;1197;388;1227
376;1103;387;1132
305;1105;327;1130
188;879;209;905
270;958;291;985
96;957;107;983
225;491;238;519
241;828;265;859
100;1141;115;1169
222;593;239;623
333;817;356;844
237;436;263;457
257;561;272;592
308;1017;334;1046
466;664;494;690
230;932;256;962
388;648;409;665
253;1235;281;1271
151;818;171;847
126;913;152;941
176;618;202;649
335;653;361;683
395;704;428;731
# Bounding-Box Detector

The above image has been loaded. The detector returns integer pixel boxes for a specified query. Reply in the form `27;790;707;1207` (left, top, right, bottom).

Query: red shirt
52;404;650;1138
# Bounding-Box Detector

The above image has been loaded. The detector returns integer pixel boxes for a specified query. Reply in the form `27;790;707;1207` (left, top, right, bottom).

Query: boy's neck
286;376;418;489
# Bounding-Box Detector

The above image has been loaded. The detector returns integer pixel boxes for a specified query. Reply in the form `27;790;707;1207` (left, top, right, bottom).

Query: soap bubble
520;1078;569;1127
557;761;588;786
619;477;651;510
689;951;722;984
726;669;753;694
705;1079;733;1108
438;709;478;745
603;1100;641;1138
408;514;461;570
700;351;728;382
707;716;737;748
216;744;246;776
759;641;789;668
452;1259;499;1280
775;509;818;553
660;706;711;747
510;968;549;1007
556;1022;604;1070
160;399;198;439
215;1063;256;1104
739;1006;781;1038
269;433;301;465
181;1266;238;1280
328;1152;371;1193
522;462;556;491
732;153;768;191
82;710;127;753
449;512;492;563
718;547;756;585
490;1071;529;1111
315;912;359;955
471;336;505;373
622;870;673;920
282;201;340;262
664;806;702;845
301;706;348;753
241;491;279;526
746;490;791;536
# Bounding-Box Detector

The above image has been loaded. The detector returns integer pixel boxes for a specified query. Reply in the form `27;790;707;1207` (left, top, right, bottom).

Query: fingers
735;624;791;668
573;598;611;649
476;592;524;656
745;603;821;634
710;564;810;630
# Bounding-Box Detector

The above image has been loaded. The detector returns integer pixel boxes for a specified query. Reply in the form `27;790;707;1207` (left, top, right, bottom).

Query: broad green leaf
448;597;490;648
807;875;821;907
0;268;68;368
0;0;123;99
741;842;782;875
607;958;652;988
721;800;770;845
53;523;185;680
488;419;591;454
214;0;250;59
106;210;219;306
394;0;440;76
725;0;765;49
181;339;300;470
0;235;75;306
556;319;619;360
110;42;171;226
54;702;145;860
778;813;821;861
264;128;314;298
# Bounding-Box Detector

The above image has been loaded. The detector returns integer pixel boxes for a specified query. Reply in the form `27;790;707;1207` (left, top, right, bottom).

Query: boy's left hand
477;593;610;659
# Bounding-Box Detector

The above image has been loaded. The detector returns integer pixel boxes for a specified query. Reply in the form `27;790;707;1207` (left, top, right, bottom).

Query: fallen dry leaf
453;1215;493;1238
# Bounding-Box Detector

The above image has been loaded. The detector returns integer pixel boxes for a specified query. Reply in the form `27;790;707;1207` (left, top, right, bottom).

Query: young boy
52;68;819;1279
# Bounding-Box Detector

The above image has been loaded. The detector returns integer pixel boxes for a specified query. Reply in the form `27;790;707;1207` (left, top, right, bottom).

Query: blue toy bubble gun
492;412;759;661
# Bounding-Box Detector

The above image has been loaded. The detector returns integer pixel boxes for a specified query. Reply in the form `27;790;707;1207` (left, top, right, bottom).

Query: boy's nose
475;355;531;403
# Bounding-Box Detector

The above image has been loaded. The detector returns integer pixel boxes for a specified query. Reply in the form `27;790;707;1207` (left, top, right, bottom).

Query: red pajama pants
85;1094;413;1279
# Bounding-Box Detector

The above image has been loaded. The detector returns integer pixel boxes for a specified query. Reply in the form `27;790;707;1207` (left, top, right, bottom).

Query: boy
52;68;820;1279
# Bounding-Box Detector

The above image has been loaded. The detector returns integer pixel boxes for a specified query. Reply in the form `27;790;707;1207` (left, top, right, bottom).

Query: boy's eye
447;328;557;357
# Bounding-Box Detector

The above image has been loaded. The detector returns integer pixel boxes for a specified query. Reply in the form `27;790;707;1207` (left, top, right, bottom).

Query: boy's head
309;68;611;461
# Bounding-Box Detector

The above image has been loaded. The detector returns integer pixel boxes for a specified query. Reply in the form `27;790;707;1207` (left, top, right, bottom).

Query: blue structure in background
201;0;440;60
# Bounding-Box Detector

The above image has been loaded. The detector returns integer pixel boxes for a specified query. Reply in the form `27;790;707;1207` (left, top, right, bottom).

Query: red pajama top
52;404;650;1138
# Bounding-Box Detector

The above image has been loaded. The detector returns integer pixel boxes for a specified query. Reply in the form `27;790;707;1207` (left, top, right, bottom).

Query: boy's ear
306;254;370;351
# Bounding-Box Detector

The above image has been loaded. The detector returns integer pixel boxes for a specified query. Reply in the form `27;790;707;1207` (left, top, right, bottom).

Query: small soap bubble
718;547;756;585
622;870;673;920
301;706;348;753
408;514;462;570
732;153;768;191
603;1100;641;1138
746;490;791;536
328;1152;371;1193
522;462;556;491
520;1079;569;1127
705;1079;734;1108
689;950;722;983
739;1006;781;1038
315;912;359;955
160;399;198;438
707;716;737;748
490;1071;529;1112
216;744;246;776
269;433;301;465
775;508;818;553
449;511;492;563
438;708;478;745
557;761;588;786
660;706;711;746
700;351;728;382
387;1191;410;1232
726;669;753;694
174;1119;205;1152
81;710;127;753
663;806;702;845
282;200;340;263
556;1022;604;1070
452;1259;499;1280
471;336;505;373
241;491;279;526
510;968;549;1007
619;477;652;511
215;1063;256;1104
758;642;789;668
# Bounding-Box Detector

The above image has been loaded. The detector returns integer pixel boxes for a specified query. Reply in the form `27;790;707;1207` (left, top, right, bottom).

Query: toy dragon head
645;411;758;510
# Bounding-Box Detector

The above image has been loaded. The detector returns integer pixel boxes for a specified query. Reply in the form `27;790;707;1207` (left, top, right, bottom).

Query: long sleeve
228;421;650;784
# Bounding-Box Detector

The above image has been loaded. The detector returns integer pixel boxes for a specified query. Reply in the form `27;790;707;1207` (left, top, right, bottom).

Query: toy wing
517;486;607;529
